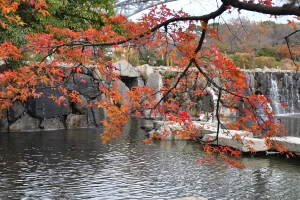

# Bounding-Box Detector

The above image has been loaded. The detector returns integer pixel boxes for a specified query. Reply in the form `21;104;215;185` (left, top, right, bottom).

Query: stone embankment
150;120;300;155
1;61;299;133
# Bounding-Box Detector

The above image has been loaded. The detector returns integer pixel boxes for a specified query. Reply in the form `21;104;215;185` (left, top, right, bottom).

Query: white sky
130;0;292;24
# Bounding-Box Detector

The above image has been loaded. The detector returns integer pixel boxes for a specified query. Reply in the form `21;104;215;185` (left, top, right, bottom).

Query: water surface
0;119;300;199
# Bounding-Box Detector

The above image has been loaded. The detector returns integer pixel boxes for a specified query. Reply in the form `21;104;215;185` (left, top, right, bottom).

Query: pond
0;118;300;199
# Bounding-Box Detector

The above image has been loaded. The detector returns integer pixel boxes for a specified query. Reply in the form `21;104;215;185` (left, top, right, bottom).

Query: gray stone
65;114;88;129
137;77;145;86
114;79;129;105
113;60;140;77
9;114;40;132
26;86;70;119
271;137;300;154
146;73;163;101
8;101;24;122
66;73;101;99
41;118;65;130
73;94;88;114
87;100;106;127
91;68;102;81
136;64;154;80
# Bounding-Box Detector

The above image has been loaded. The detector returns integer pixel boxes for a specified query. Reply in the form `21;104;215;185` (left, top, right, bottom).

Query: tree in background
0;0;299;167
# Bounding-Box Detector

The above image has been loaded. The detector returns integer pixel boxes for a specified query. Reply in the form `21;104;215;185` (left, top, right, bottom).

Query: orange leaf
287;20;296;29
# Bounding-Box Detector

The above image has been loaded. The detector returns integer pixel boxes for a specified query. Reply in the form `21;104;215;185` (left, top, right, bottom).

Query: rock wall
1;62;294;132
0;60;144;132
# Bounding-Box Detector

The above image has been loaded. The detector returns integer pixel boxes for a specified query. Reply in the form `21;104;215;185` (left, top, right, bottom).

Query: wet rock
9;114;40;132
65;114;88;129
40;118;65;130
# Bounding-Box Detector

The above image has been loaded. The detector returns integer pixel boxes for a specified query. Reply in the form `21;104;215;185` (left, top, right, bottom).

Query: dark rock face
66;73;101;99
8;101;24;122
26;87;70;119
0;60;145;132
9;114;40;132
72;94;88;114
87;99;106;127
0;109;8;132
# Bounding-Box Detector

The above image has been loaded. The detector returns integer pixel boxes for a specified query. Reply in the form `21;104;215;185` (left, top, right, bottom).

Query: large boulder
65;114;88;129
9;114;40;132
40;118;65;130
8;101;25;122
66;73;101;99
114;79;129;103
113;60;140;77
136;64;154;80
26;87;70;119
0;109;8;132
72;94;88;114
146;73;163;101
87;99;106;127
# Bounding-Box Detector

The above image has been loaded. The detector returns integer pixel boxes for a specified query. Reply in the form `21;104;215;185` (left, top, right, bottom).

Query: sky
130;0;291;24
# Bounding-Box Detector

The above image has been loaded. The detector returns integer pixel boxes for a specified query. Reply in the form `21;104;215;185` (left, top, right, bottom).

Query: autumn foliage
0;0;299;167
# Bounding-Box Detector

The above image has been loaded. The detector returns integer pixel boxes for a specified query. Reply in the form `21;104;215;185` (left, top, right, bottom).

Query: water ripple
0;120;300;199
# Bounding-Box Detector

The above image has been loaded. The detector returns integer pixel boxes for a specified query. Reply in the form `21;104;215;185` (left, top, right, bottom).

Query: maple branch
215;89;222;146
154;27;208;109
224;0;300;16
284;30;300;65
47;5;228;50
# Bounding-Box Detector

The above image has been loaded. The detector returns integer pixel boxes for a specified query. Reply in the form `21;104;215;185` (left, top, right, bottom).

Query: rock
87;100;106;127
26;86;70;119
202;132;268;152
137;77;145;86
114;79;129;105
72;94;88;114
66;73;101;99
65;114;88;129
146;73;163;101
40;118;65;130
113;60;140;77
8;101;25;122
91;67;103;81
0;109;8;132
140;125;153;132
271;136;300;154
9;114;40;132
136;64;154;80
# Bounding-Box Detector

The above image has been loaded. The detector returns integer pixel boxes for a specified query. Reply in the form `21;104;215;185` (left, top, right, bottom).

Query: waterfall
244;71;300;115
269;74;286;115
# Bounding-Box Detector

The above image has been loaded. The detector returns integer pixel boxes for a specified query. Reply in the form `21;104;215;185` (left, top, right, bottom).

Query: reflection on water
278;114;300;136
0;119;300;199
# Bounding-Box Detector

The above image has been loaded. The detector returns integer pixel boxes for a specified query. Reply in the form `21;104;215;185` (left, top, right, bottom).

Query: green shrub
164;73;173;79
229;53;253;69
252;56;276;68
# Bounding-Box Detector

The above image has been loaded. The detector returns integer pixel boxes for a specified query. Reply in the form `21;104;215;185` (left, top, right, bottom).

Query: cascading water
244;71;300;115
268;74;287;115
